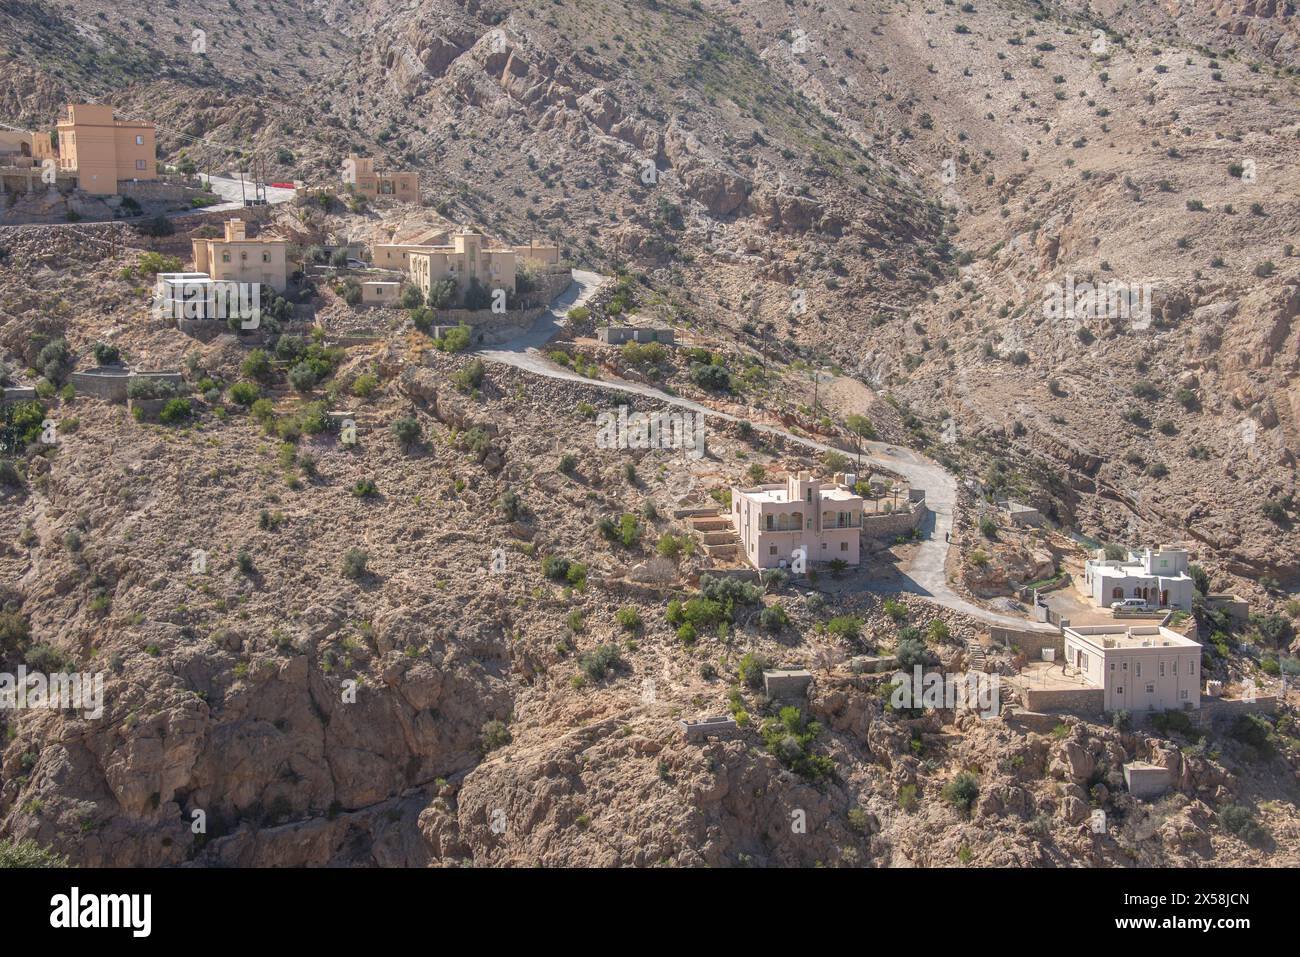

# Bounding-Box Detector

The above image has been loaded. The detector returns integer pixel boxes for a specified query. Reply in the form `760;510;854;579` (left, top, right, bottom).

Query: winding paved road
478;270;1055;633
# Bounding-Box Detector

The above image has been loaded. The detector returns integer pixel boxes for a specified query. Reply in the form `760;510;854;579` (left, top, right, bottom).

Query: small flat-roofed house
1063;624;1201;712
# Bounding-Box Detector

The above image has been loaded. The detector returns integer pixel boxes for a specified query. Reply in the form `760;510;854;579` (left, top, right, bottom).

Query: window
135;135;144;145
262;252;270;263
1136;663;1142;678
840;541;848;552
1122;662;1128;671
768;546;777;556
240;252;248;262
1160;662;1166;677
1116;686;1124;695
1145;684;1155;694
765;515;773;531
820;542;826;550
222;252;231;263
1190;660;1195;675
135;159;145;171
1180;690;1189;700
1109;662;1115;671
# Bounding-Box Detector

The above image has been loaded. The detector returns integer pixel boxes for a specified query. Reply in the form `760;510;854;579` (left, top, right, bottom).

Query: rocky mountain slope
0;0;1298;866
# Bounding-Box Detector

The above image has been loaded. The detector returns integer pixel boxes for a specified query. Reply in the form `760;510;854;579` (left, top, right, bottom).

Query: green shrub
480;719;511;752
761;706;835;781
159;398;192;424
391;416;421;448
1219;804;1267;845
826;615;862;641
941;771;980;811
615;606;642;630
341;548;368;579
434;324;473;353
0;839;68;868
229;382;259;406
738;651;771;689
453;358;485;392
578;644;622;682
759;604;790;631
897;638;928;668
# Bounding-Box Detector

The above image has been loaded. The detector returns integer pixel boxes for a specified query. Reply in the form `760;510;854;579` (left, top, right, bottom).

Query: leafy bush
689;362;731;392
1219;804;1267;845
92;342;121;366
941;771;980;811
616;606;642;630
341;548;368;579
0;839;68;868
453;358;485;392
434;324;473;353
499;489;525;521
759;603;790;631
738;651;772;689
761;707;835;781
159;398;192;424
825;615;862;641
36;339;72;384
241;349;272;381
1231;714;1274;757
288;361;318;392
578;645;622;682
480;719;512;753
229;382;259;406
1150;709;1195;737
391;416;421;448
897;638;929;669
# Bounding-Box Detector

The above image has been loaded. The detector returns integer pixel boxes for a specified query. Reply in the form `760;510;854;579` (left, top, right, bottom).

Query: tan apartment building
55;104;156;196
730;471;864;569
1062;624;1201;712
345;154;420;202
375;230;519;302
192;219;289;293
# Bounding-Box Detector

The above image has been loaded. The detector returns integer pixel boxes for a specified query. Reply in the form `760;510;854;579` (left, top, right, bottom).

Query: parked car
1110;598;1153;612
346;258;368;269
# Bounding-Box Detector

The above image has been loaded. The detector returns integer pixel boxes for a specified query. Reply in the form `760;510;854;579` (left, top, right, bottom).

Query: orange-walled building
56;104;156;196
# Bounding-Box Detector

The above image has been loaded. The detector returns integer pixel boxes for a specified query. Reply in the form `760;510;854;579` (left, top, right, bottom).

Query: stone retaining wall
1018;686;1104;716
861;501;926;539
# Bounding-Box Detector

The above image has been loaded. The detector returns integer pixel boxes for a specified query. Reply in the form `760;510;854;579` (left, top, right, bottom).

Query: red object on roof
269;182;295;189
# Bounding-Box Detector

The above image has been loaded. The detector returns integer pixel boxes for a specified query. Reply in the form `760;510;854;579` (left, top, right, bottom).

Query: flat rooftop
737;483;860;504
1064;624;1199;650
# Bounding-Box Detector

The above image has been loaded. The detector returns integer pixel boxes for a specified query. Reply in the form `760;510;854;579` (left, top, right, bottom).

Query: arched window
1112;587;1123;600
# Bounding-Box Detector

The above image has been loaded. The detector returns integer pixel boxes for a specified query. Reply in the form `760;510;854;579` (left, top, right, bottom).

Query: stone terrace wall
1019;687;1104;716
861;501;926;539
994;626;1065;659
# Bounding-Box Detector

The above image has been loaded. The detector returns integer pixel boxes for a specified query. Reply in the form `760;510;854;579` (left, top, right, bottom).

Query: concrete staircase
687;510;740;560
966;639;988;674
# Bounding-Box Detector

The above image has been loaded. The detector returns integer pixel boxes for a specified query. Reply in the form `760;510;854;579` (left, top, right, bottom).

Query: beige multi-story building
731;472;863;569
54;104;156;196
373;230;518;302
192;219;289;293
345;154;420;202
1062;624;1201;712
